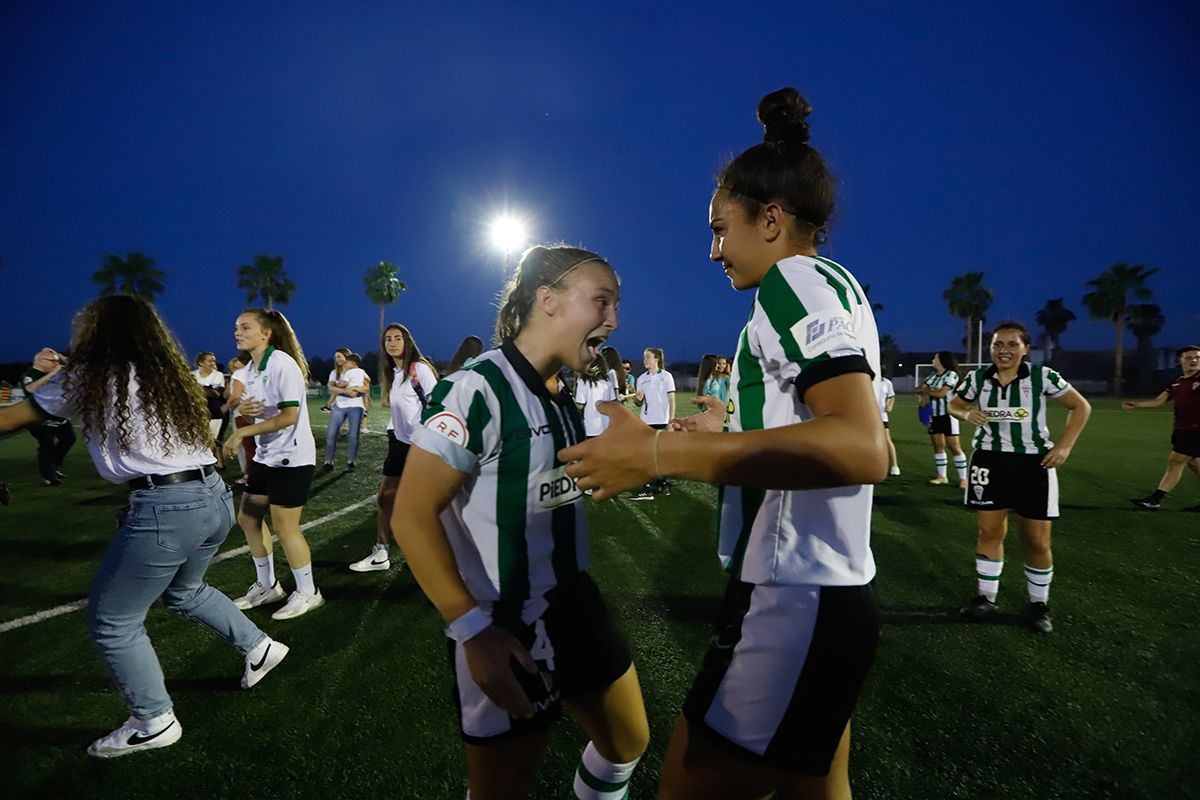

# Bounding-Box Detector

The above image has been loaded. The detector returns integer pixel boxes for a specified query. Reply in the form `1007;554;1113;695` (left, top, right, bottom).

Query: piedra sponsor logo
982;407;1031;422
536;465;581;509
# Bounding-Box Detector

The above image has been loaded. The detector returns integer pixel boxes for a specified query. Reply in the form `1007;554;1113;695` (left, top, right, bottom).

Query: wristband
447;606;491;643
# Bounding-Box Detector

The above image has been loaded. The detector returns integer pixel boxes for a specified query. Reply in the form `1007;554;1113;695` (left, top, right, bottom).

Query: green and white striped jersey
412;341;589;624
924;369;959;416
954;362;1071;454
719;255;880;587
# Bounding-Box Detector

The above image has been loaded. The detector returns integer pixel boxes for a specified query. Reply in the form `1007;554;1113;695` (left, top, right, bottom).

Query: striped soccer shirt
412;341;589;624
719;255;880;587
924;369;959;416
954;362;1071;454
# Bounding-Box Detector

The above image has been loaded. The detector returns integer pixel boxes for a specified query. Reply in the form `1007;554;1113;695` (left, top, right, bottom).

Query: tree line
92;252;406;339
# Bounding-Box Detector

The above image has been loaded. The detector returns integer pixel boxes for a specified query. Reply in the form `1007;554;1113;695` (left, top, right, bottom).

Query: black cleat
1027;602;1053;634
960;595;999;622
1131;496;1161;510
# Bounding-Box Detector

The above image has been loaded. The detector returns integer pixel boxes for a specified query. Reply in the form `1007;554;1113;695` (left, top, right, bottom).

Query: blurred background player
917;351;967;487
877;370;900;476
1125;345;1200;511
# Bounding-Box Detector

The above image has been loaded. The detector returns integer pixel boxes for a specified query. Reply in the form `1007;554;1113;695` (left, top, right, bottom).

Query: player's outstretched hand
33;348;62;374
559;401;656;501
463;626;538;719
674;396;725;432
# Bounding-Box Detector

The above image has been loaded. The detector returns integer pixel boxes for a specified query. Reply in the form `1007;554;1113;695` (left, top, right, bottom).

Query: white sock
935;453;948;478
976;557;1003;601
253;555;275;587
292;564;317;596
373;542;389;555
1025;564;1053;603
953;454;968;480
573;741;640;800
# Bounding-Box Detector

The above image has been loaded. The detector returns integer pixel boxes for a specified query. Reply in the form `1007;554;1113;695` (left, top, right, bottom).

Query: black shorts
447;571;633;744
382;430;411;477
964;450;1059;520
928;414;959;436
683;579;879;776
882;420;890;429
1171;429;1200;458
245;461;314;508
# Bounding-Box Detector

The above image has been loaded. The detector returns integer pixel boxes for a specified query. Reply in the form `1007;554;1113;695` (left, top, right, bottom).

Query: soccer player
0;296;288;758
575;355;618;439
222;309;322;620
877;372;900;476
393;245;648;800
562;88;886;800
1125;345;1200;511
192;351;226;443
350;323;438;573
916;351;968;487
632;347;675;498
950;321;1091;634
18;360;76;485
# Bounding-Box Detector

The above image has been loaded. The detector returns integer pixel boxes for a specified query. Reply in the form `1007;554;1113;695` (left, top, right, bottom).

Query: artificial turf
0;396;1194;799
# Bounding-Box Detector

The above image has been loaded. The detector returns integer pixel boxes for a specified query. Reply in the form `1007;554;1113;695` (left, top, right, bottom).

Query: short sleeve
956;371;978;403
31;371;74;418
274;359;306;409
884;380;895;400
1041;366;1072;398
414;373;495;474
415;362;438;395
573;380;587;405
755;265;871;400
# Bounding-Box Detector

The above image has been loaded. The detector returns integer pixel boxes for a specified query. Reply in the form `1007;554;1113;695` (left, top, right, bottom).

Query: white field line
611;495;664;541
0;495;377;635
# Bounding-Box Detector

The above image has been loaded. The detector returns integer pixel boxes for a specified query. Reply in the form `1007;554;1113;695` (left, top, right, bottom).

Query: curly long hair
64;295;211;453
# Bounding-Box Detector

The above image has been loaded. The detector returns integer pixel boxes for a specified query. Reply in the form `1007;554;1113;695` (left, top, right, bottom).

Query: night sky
3;1;1197;369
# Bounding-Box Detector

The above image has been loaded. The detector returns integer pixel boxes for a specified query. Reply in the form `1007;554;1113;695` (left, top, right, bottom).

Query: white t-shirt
389;361;438;444
194;369;225;389
33;370;215;484
329;367;369;410
721;254;880;587
876;377;895;423
241;347;316;467
574;375;617;437
637;370;676;425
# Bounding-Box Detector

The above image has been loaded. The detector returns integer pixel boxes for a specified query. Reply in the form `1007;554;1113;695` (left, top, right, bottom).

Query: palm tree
92;252;166;300
1126;303;1166;395
878;333;901;377
1034;298;1077;363
1082;262;1158;396
236;254;295;309
942;271;993;363
364;261;407;339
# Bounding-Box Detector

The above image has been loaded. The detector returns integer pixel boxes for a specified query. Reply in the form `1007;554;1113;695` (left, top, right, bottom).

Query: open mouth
585;335;607;360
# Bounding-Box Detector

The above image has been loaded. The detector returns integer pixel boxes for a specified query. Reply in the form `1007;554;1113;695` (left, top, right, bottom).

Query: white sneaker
241;638;290;689
87;710;182;758
889;466;901;476
349;548;390;572
271;590;325;620
232;580;286;610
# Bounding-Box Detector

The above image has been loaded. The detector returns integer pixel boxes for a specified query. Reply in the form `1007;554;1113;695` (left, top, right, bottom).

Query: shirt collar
256;346;276;372
984;361;1030;384
500;340;569;404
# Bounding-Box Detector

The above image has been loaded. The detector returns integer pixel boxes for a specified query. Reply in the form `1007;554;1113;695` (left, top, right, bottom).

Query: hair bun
757;87;812;146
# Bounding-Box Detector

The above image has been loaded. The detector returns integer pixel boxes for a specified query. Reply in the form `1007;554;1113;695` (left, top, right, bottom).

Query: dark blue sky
3;1;1198;368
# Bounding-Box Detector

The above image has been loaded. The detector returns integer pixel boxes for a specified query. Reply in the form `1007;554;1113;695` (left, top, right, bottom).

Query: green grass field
0;396;1195;799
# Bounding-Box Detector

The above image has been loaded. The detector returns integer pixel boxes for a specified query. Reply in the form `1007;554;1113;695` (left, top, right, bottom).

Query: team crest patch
973;484;985;500
425;412;468;447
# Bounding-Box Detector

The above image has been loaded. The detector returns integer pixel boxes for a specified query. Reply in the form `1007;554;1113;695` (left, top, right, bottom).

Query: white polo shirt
638;370;676;425
876;377;895;423
389;361;438;444
329;366;369;410
194;369;225;390
574;375;617;437
241;347;316;468
32;370;215;484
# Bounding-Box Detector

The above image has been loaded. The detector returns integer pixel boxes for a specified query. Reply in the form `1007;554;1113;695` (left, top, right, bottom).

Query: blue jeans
87;470;266;720
324;405;364;464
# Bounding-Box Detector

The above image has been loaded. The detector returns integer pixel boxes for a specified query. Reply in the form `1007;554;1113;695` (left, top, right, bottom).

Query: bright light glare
489;215;527;254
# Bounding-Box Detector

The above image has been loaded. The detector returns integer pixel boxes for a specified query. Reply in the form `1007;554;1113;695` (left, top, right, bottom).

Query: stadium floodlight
489;214;528;257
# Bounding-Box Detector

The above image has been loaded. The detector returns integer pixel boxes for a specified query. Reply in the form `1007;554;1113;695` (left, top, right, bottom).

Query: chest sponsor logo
792;311;858;359
983;407;1030;422
535;465;581;509
425;412;469;447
